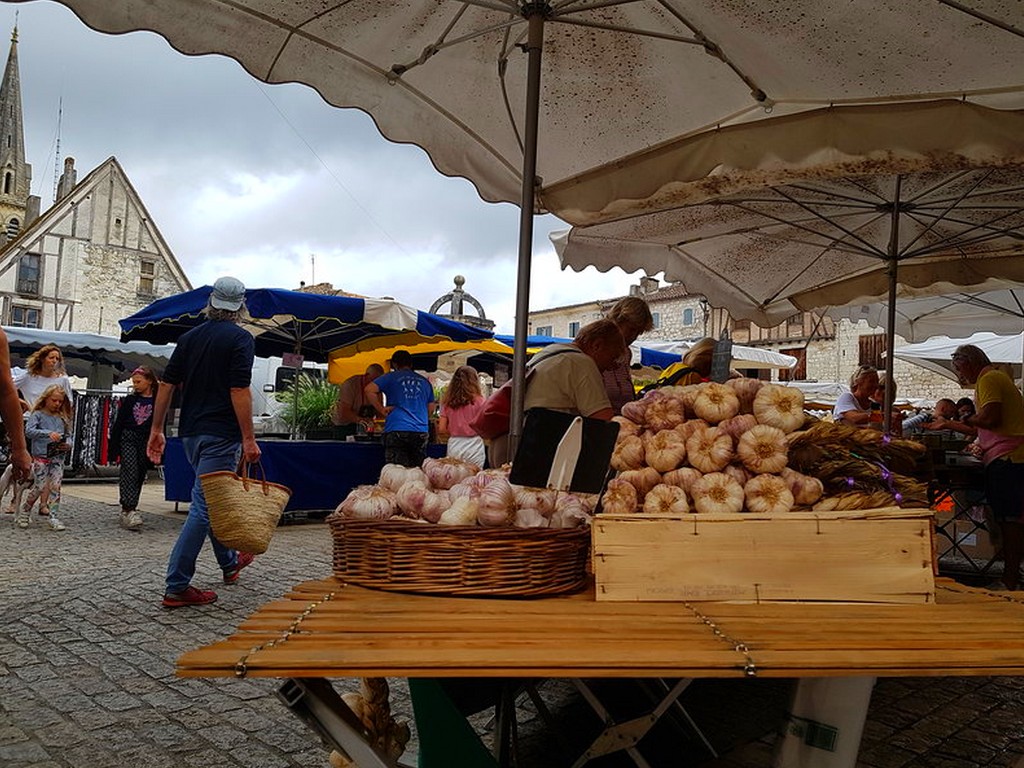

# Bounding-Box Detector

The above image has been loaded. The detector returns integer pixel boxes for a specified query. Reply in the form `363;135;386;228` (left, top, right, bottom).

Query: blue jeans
165;435;241;594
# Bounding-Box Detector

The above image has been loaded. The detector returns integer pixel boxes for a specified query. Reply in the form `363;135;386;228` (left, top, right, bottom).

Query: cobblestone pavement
1;484;1023;768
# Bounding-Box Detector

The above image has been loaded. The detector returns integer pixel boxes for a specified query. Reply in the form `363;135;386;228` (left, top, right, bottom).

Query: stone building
528;278;969;404
0;29;190;336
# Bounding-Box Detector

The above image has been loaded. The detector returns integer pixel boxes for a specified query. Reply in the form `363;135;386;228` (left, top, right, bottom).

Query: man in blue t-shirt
147;276;261;608
366;350;435;468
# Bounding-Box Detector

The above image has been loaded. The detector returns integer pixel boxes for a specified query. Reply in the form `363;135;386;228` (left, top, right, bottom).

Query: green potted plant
275;373;341;439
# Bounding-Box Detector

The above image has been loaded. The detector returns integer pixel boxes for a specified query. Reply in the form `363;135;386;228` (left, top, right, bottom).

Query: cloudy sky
4;1;644;334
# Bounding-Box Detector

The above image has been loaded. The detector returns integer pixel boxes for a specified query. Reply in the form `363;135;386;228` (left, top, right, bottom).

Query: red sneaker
223;551;255;584
162;586;218;608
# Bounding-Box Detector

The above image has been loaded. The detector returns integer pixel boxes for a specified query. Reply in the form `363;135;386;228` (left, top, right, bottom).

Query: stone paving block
67;707;121;731
934;734;1000;763
32;719;90;748
0;725;30;744
181;746;241;768
858;743;918;768
228;741;296;768
0;740;53;765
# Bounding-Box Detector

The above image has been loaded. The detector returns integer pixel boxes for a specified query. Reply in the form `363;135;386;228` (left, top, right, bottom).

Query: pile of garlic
334;456;596;529
604;380;823;515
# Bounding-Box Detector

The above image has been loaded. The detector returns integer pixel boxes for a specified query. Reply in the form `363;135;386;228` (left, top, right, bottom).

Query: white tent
892;332;1024;382
630;341;797;371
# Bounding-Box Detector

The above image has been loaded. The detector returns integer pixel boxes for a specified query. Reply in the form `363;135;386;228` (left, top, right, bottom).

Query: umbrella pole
508;9;546;459
883;176;902;436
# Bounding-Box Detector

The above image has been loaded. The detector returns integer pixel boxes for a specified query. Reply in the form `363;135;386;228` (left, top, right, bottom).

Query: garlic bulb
438;496;479;525
685;425;733;473
641;429;687;473
717;414;759;445
447;482;479;502
678;384;702;419
612;415;643;440
781;467;825;506
611;434;646;471
722;463;751;488
692;382;740;424
753;384;806;433
395;481;448;522
643;392;685;432
337;485;399;520
675;418;709;442
736;424;789;475
744;474;795;514
726;377;764;415
691;472;744;514
570;492;600;514
662;467;702;494
476;478;516;527
378;464;427;493
642;484;689;515
618;466;662;499
422;456;479;489
600;477;638;514
550;506;592;529
513;485;557;518
553;493;587;520
620;398;649;426
514;508;550;528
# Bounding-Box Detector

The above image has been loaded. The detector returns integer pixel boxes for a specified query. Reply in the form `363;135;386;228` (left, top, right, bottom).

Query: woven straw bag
200;460;291;554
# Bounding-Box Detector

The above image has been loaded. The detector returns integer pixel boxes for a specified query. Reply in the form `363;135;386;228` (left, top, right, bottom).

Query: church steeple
0;26;32;240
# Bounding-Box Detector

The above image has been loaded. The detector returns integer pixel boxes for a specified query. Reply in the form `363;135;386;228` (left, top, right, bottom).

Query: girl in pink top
438;366;486;468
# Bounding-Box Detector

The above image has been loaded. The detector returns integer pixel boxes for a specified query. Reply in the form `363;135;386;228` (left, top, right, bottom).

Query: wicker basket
328;516;591;597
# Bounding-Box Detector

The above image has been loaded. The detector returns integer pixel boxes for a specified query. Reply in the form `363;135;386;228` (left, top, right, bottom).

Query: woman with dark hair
109;366;158;530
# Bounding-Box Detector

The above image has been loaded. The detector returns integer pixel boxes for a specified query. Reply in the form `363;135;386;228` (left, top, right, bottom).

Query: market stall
161;437;446;513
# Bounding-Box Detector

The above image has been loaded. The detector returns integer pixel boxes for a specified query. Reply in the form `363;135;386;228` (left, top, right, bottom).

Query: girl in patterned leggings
109;367;157;531
18;385;72;531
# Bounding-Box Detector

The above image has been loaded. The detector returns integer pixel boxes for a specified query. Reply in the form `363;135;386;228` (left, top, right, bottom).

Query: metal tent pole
883;176;902;436
508;5;547;459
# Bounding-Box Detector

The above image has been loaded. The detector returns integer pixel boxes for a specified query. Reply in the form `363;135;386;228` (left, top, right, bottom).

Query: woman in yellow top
931;345;1024;591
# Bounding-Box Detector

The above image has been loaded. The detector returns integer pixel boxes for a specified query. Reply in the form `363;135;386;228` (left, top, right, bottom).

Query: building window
859;334;887;369
779;348;807;381
3;171;10;194
16;253;40;296
651;312;660;329
568;321;580;337
139;259;156;294
732;318;751;332
10;305;40;328
535;325;552;337
786;312;805;337
682;308;693;325
6;217;19;239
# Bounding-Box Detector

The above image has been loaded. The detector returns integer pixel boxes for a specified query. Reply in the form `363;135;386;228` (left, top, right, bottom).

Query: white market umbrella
830;288;1024;344
28;0;1024;447
555;102;1024;429
893;331;1024;382
631;340;796;371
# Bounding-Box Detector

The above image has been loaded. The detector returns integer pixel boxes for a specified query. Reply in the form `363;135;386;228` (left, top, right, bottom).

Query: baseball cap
209;276;246;311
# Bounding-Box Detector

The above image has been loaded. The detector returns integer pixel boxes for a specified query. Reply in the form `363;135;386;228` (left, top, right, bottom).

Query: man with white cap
147;277;261;607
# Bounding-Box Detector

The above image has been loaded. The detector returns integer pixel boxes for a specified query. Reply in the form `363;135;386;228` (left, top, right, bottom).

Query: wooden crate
592;507;935;604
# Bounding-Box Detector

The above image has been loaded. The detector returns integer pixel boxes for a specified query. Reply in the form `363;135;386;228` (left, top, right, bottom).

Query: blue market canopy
5;327;175;378
120;286;494;363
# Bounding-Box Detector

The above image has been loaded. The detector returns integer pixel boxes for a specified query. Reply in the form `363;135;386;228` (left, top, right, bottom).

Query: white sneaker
16;518;28;529
47;515;66;532
120;509;143;530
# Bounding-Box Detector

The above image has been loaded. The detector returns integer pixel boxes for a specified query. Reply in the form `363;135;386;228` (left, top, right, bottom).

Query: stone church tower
0;28;38;241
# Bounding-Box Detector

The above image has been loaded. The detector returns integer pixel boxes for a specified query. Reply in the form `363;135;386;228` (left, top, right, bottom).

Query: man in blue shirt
147;277;261;608
366;350;435;468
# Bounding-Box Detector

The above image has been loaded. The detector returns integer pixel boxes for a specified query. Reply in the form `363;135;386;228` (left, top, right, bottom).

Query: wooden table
178;578;1024;767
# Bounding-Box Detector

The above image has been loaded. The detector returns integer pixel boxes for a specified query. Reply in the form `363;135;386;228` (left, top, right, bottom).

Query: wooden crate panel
593;508;935;604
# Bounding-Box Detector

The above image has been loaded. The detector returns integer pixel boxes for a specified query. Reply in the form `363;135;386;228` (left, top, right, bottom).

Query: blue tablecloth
163;437;446;512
